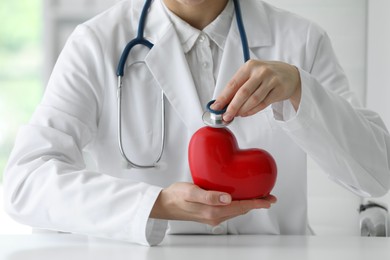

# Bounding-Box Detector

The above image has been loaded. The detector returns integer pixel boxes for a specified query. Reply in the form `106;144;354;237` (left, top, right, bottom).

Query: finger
223;62;275;121
236;79;275;116
238;198;273;211
263;194;278;204
222;76;268;121
185;185;232;206
217;198;274;218
241;90;274;117
211;64;251;111
241;103;267;117
197;198;274;226
194;195;278;226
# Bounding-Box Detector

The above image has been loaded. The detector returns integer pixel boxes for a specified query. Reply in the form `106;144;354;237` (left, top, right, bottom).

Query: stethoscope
116;0;250;169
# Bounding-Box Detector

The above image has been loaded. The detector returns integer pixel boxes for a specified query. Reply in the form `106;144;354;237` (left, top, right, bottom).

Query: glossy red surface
188;126;277;200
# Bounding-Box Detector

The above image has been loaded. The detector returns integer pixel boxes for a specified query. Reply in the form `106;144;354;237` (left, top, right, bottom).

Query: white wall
366;0;390;130
366;0;390;208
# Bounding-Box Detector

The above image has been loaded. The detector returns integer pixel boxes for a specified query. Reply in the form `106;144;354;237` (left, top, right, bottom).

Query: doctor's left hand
212;60;301;121
150;182;277;226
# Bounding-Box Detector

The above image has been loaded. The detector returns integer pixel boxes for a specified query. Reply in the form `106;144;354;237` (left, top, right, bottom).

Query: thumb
187;186;232;206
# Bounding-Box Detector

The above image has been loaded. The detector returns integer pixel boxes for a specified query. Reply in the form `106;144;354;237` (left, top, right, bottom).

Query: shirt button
202;62;209;68
198;34;206;43
211;225;225;235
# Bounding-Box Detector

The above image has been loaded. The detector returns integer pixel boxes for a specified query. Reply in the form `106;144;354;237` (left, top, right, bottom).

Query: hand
150;182;277;226
212;60;301;122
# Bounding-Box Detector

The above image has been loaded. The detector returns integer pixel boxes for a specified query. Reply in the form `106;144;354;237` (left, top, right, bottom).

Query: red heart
188;126;277;200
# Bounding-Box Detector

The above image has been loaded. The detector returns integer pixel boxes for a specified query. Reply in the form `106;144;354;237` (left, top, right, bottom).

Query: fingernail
223;114;233;122
219;194;231;204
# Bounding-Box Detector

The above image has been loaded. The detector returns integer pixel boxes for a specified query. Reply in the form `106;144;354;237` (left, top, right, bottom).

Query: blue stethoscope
116;0;250;169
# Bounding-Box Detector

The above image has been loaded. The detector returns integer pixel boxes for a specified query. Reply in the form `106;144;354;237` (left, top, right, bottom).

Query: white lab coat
4;0;390;246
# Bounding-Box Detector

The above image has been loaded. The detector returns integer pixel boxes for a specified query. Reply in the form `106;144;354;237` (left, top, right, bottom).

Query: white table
1;234;389;260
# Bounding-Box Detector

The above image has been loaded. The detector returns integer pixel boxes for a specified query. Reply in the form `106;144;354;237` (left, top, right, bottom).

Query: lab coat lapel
214;29;248;98
214;0;273;97
144;4;204;133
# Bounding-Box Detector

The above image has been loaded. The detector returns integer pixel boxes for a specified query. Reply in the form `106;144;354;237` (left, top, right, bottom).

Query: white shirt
162;0;234;108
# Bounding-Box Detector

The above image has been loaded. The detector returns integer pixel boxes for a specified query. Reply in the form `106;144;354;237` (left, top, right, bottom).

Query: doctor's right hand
150;182;277;226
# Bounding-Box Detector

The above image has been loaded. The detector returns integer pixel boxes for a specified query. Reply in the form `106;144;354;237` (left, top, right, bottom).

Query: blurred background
1;0;389;236
0;0;42;233
0;0;42;182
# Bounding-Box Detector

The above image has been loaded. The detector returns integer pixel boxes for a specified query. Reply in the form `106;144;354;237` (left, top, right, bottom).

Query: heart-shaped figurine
188;126;277;200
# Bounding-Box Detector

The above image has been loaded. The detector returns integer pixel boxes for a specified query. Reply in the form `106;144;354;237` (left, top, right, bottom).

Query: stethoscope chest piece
202;100;232;128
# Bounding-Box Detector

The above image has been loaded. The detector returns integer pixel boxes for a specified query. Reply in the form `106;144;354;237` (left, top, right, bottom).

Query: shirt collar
161;0;234;53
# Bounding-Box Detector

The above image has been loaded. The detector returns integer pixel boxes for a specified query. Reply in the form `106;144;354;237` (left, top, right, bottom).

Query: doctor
4;0;390;246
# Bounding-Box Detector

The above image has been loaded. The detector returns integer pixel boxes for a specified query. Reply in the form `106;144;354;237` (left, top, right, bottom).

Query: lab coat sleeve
273;23;390;198
3;25;167;246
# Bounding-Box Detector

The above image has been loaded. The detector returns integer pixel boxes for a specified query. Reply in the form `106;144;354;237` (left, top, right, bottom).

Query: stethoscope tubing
117;0;154;77
116;0;249;169
116;0;165;169
117;70;166;169
232;0;250;63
